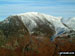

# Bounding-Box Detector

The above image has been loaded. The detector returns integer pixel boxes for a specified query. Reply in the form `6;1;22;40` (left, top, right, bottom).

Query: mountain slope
63;17;75;31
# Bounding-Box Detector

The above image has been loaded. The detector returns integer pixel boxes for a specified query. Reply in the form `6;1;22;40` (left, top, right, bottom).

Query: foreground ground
0;35;75;56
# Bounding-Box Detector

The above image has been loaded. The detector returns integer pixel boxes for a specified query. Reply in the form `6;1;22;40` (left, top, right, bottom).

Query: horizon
0;0;75;21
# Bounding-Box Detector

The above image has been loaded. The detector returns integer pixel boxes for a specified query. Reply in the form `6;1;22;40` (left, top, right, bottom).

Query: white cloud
0;0;75;21
0;4;75;16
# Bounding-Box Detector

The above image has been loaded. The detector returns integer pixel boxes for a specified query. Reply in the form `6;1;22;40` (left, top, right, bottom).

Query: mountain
0;12;72;41
0;12;58;47
0;12;75;56
0;12;56;38
1;12;75;40
0;12;57;54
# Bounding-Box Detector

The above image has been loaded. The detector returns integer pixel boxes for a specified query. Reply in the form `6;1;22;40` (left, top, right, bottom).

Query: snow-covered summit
14;12;69;34
3;12;69;34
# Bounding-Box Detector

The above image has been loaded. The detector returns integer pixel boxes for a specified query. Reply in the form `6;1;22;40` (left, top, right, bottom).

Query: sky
0;0;75;21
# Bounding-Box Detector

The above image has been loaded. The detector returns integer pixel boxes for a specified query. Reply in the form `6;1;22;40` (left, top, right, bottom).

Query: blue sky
0;0;75;21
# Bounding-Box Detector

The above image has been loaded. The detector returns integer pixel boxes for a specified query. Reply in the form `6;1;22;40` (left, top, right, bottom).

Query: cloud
0;0;75;21
0;4;75;17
